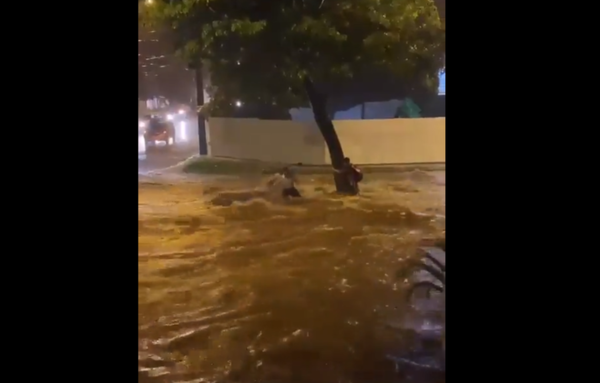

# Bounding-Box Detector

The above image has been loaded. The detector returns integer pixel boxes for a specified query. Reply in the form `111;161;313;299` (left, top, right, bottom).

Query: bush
182;158;271;175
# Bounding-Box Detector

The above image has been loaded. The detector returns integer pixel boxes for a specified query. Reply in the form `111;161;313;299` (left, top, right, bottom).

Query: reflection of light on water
138;172;446;382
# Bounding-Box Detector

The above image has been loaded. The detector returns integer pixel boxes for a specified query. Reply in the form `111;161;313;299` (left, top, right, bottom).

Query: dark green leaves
140;0;445;114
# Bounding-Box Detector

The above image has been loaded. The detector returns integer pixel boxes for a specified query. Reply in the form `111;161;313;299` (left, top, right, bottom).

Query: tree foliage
140;0;445;116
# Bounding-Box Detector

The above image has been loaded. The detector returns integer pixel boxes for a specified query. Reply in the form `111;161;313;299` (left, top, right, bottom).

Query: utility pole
194;62;208;155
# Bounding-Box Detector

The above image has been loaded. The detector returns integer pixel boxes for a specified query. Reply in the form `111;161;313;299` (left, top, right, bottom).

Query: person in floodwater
334;157;363;194
267;166;302;198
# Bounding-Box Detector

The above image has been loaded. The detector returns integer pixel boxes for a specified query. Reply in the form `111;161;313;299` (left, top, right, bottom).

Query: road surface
138;169;446;382
138;141;200;173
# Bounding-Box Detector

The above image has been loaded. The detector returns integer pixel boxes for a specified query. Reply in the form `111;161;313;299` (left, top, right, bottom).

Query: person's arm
266;174;280;187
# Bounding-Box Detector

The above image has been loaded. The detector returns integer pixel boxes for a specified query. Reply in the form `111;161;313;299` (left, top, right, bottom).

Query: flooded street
139;170;445;382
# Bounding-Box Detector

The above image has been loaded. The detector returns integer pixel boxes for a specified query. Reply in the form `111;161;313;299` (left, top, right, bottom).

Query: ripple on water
139;173;445;382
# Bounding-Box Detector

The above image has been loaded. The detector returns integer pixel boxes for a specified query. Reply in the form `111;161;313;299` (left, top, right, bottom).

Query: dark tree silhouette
140;0;445;192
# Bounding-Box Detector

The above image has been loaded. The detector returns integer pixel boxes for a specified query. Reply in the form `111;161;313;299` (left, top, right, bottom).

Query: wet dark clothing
281;171;301;198
351;166;363;183
337;163;363;194
282;186;302;198
269;171;302;198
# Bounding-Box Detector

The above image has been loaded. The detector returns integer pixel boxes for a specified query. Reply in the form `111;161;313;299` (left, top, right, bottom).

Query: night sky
138;25;193;103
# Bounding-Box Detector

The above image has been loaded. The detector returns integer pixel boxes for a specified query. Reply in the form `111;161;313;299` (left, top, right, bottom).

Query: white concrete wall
330;118;445;164
207;117;445;165
207;118;326;164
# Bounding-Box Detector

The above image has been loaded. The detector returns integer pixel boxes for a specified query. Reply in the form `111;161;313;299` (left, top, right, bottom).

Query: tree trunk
303;77;356;195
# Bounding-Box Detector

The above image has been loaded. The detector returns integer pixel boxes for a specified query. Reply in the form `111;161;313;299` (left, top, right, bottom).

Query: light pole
194;62;208;155
141;0;207;155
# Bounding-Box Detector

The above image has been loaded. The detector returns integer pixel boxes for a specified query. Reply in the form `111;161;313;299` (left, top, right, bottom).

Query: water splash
139;171;445;382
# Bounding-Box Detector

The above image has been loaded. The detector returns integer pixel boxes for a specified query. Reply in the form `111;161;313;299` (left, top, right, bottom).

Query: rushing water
139;170;446;383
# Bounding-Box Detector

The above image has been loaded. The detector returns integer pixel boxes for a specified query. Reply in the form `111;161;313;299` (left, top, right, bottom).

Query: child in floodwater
267;166;302;198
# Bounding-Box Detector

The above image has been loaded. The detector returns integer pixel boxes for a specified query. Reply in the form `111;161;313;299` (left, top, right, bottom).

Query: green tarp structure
396;97;422;118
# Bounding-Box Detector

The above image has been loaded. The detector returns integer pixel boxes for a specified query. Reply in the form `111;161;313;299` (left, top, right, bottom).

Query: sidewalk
290;162;445;174
183;156;445;175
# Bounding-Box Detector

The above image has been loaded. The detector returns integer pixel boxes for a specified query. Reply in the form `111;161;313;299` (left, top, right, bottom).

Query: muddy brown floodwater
139;170;446;383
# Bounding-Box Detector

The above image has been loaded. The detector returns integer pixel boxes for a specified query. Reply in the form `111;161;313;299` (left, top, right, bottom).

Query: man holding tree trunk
333;157;363;195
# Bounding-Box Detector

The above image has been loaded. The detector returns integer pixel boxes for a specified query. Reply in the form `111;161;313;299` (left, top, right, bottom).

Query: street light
235;101;242;107
145;0;154;5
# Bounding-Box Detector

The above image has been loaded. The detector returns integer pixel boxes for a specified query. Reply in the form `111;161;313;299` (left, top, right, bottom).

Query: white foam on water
140;155;200;175
138;169;446;382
